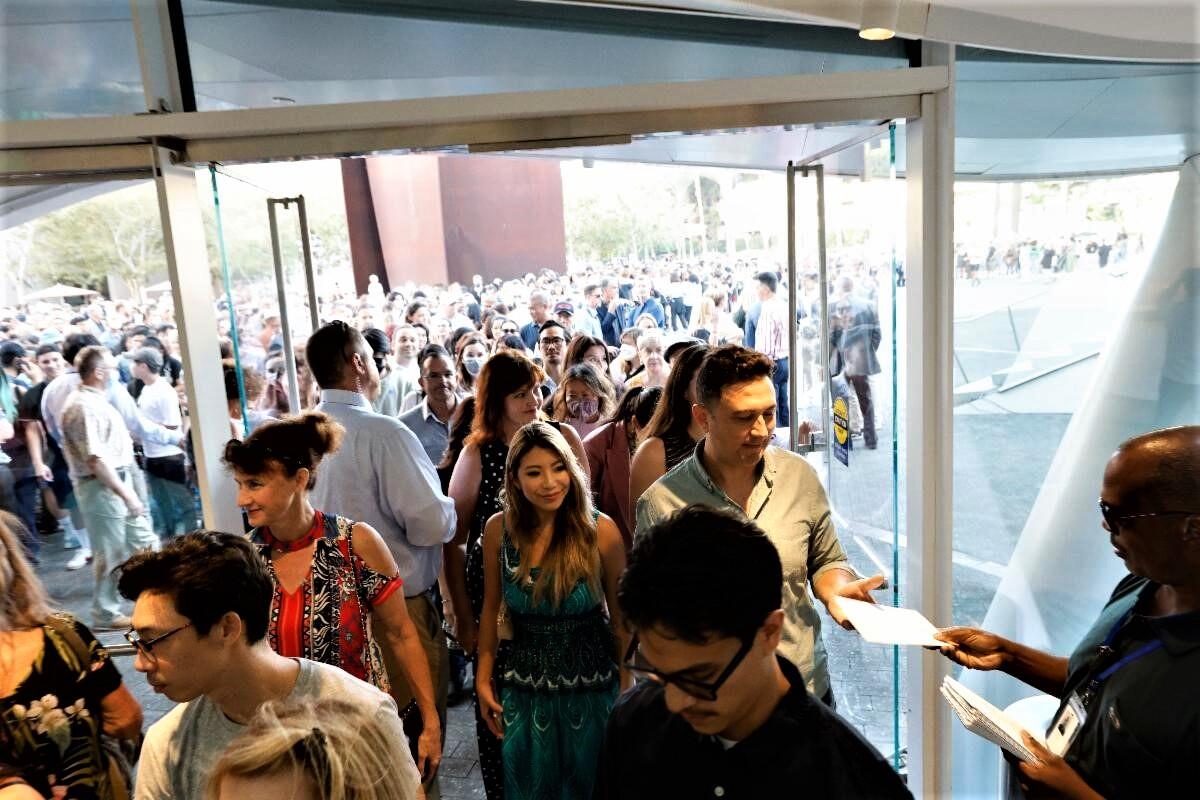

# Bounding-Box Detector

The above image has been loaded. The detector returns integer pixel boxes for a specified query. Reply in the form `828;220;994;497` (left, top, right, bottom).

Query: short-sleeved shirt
1056;574;1200;797
60;386;134;480
251;511;403;693
635;442;855;698
0;615;123;800
135;378;183;459
134;658;418;800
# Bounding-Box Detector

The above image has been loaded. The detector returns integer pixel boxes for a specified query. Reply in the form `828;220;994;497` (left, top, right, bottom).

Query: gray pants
73;470;160;624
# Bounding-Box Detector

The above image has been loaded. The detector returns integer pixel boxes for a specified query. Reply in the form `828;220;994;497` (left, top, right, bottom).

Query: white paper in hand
837;598;943;647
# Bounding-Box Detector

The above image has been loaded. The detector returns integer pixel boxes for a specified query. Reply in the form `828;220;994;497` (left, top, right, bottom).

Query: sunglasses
622;633;752;702
1098;499;1198;531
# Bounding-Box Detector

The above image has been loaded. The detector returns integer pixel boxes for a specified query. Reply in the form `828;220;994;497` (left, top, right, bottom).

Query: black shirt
1057;574;1200;798
593;656;911;799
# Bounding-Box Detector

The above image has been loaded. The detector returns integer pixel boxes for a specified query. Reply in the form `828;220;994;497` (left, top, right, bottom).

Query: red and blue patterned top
251;511;402;692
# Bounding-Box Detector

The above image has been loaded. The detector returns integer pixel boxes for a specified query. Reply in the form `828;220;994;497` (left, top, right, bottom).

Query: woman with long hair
222;413;441;780
444;352;587;800
563;334;610;375
476;422;627;800
206;697;421;800
582;385;659;549
0;511;143;800
628;343;708;507
549;363;615;441
455;333;490;395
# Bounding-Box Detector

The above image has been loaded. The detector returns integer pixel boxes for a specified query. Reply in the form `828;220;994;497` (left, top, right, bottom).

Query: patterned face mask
567;397;599;419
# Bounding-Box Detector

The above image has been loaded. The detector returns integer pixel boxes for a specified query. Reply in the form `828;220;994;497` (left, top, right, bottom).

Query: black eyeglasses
124;623;192;658
1099;499;1198;531
623;633;752;702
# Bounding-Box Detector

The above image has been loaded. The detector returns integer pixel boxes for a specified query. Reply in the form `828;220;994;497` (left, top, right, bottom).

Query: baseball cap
0;341;25;366
553;301;575;317
130;347;164;373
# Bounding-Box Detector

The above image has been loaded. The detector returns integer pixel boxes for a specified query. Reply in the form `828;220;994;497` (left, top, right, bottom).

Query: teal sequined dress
498;529;619;800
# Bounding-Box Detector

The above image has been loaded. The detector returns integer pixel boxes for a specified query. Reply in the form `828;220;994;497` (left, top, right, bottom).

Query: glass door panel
792;123;908;772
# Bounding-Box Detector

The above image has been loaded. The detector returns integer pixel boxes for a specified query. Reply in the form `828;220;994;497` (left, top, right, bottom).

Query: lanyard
1079;608;1163;706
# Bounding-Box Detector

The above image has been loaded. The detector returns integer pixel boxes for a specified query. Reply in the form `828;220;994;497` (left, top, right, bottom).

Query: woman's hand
477;680;505;740
934;626;1010;671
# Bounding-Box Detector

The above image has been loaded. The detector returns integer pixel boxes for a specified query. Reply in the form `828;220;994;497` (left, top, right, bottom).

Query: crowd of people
1;258;1193;799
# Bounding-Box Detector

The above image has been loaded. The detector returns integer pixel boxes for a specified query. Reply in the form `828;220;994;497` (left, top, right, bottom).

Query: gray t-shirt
134;658;418;800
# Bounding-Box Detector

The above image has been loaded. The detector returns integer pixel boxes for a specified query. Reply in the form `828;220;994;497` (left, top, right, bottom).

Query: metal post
267;198;302;415
803;163;832;472
786;161;799;451
153;147;242;534
295;195;320;333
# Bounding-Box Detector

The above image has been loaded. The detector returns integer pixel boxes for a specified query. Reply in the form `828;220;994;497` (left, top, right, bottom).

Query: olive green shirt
635;442;855;698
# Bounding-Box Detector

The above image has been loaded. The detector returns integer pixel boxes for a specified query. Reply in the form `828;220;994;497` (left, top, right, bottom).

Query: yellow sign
833;396;849;445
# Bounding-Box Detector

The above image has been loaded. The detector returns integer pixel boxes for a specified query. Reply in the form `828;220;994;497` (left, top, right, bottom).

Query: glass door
789;123;908;772
203;164;320;437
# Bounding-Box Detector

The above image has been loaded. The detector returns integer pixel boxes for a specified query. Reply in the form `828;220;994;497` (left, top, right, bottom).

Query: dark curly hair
222;411;343;490
696;344;773;407
117;531;273;644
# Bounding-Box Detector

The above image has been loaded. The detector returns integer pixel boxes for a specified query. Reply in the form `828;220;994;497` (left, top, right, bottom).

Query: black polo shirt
1057;573;1200;797
592;656;911;799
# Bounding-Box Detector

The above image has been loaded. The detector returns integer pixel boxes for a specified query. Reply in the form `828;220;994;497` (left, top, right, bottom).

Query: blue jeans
772;356;790;426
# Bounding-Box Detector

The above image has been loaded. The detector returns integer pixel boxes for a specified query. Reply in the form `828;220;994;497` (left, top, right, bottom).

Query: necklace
259;510;324;553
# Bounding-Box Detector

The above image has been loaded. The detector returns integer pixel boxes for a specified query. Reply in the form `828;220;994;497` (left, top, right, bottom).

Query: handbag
46;615;140;800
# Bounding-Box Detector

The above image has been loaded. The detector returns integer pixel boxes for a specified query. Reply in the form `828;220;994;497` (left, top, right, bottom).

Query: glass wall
949;166;1192;794
0;1;146;120
180;0;905;110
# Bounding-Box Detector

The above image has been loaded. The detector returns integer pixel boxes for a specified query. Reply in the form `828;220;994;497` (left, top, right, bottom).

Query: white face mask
463;356;486;376
619;344;637;361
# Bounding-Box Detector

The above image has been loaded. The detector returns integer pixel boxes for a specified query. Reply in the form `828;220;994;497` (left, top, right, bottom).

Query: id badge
1046;693;1087;757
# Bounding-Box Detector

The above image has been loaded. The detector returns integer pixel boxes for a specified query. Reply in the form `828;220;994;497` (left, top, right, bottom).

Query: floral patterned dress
250;511;403;695
0;615;121;800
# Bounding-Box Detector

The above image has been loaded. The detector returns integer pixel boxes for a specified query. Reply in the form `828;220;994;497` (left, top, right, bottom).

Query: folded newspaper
940;676;1045;763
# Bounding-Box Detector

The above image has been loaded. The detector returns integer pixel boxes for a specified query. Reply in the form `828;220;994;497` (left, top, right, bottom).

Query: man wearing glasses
935;426;1200;799
537;319;569;391
59;346;160;630
595;505;910;798
117;531;419;800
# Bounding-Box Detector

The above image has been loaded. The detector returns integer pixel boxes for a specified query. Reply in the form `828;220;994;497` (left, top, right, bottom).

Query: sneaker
92;615;132;631
66;549;93;571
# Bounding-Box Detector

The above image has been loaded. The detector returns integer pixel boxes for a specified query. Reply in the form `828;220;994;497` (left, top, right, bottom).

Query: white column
152;147;242;533
905;42;956;799
954;154;1200;798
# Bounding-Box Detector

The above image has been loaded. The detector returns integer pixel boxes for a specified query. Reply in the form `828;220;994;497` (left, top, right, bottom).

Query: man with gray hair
521;290;551;351
60;345;159;629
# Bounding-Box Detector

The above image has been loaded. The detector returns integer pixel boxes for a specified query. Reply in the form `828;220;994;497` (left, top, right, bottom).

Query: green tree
23;183;165;299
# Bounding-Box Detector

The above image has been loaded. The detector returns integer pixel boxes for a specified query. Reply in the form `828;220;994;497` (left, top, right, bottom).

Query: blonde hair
206;697;418;800
502;421;601;608
0;511;54;631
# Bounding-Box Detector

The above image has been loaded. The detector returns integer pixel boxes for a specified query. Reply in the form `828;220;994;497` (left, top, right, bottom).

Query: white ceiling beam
0;66;948;152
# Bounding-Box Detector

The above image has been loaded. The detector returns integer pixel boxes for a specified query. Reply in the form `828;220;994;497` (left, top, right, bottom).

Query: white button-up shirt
310;389;456;595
